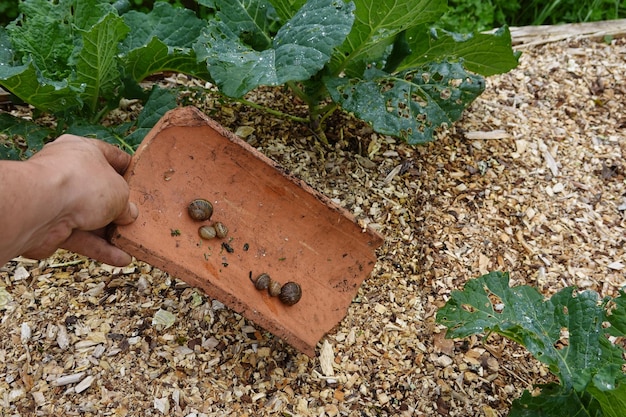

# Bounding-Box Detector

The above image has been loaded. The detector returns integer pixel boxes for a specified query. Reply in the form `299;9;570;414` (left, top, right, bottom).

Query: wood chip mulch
0;34;625;416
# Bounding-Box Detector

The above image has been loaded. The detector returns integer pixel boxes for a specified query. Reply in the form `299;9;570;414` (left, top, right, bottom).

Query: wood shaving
1;34;625;416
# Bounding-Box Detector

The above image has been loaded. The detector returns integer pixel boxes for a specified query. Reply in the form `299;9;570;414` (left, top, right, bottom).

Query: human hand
21;135;138;265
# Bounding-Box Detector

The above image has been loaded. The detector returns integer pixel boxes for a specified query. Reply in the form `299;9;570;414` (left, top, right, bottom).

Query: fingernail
130;202;139;219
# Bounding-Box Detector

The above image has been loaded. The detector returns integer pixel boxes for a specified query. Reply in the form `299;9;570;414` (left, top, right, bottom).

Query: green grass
441;0;626;32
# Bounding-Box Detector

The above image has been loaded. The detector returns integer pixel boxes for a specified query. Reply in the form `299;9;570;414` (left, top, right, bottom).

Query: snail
198;225;217;240
279;282;302;306
250;273;271;290
214;222;228;239
268;280;282;297
188;199;213;221
249;273;302;306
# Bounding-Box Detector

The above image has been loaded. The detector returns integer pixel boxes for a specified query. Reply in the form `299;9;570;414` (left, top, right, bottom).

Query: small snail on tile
249;273;302;306
214;222;228;239
250;273;271;290
198;225;217;240
279;282;302;306
188;199;213;221
268;280;282;297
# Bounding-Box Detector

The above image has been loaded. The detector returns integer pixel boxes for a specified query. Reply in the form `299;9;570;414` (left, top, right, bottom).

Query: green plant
193;0;520;144
0;0;209;157
516;0;626;25
0;0;19;26
1;0;519;158
439;0;521;32
439;0;626;31
436;271;626;417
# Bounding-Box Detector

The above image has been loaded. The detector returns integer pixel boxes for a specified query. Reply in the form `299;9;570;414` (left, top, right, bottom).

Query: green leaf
124;86;178;149
0;60;82;113
382;31;411;73
1;23;77;112
120;3;210;83
586;381;626;417
72;0;119;30
121;2;207;53
65;121;122;148
212;0;281;51
6;0;75;79
436;272;626;392
70;13;129;116
0;28;14;64
400;26;521;76
330;0;447;77
0;1;127;117
0;113;52;159
267;0;308;22
66;86;177;152
194;0;355;97
509;383;603;417
122;37;212;83
326;62;484;145
606;290;626;337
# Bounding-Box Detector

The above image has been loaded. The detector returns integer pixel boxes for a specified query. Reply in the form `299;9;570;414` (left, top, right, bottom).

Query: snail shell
251;273;271;290
214;222;228;239
268;280;282;297
188;199;213;221
279;282;302;306
198;225;217;240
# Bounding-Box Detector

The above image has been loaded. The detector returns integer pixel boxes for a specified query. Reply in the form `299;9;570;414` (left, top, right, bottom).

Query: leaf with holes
325;62;485;144
436;272;626;417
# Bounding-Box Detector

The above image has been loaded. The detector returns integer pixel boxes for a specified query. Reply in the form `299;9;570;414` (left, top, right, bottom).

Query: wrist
19;158;78;251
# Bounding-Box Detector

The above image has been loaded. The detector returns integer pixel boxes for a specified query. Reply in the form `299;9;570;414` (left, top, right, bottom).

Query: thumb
113;202;139;225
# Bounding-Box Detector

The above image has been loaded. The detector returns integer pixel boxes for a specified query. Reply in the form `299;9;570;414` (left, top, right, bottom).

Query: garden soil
0;32;624;416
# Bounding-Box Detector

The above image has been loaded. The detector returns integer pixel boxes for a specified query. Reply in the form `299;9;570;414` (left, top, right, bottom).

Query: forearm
0;159;75;265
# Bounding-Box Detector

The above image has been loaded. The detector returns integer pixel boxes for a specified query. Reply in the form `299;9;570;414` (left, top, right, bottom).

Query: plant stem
286;81;310;105
115;135;135;154
316;102;338;127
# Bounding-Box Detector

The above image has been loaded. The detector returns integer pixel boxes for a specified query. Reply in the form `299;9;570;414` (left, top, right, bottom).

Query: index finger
92;139;132;175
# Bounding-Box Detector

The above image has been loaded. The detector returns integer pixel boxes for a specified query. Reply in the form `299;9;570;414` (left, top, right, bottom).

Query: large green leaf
124;86;178;149
400;26;520;76
436;272;626;392
329;0;447;77
120;2;209;82
122;37;212;83
0;59;82;113
212;0;281;51
1;0;79;112
6;0;75;79
267;0;307;22
70;13;129;115
194;0;355;97
326;62;484;145
121;2;207;52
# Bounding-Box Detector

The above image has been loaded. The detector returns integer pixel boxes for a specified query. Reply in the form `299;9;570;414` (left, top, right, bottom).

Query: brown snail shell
188;199;213;221
268;280;282;297
198;225;217;240
214;222;228;239
251;273;271;290
279;282;302;306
